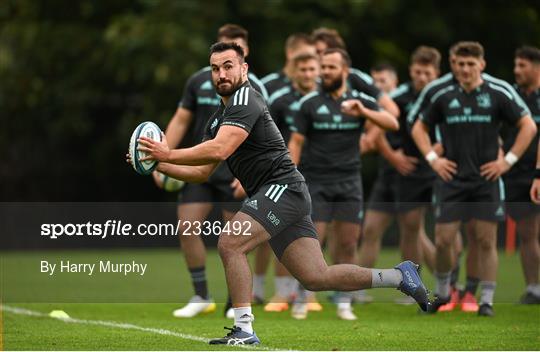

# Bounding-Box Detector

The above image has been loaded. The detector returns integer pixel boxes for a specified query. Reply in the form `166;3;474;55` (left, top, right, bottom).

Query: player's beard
215;76;242;97
322;75;343;93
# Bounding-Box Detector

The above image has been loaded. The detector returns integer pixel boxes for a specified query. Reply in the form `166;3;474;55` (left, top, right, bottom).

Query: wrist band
535;168;540;179
425;150;438;164
504;152;518;166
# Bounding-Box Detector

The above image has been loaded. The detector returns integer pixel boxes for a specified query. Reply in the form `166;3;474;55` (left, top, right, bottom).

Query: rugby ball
129;121;162;175
158;172;185;192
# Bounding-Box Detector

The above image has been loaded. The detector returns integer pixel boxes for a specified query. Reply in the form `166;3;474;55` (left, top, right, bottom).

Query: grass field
2;248;539;350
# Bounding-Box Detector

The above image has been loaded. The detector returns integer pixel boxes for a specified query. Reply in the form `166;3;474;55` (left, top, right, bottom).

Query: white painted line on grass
2;305;291;351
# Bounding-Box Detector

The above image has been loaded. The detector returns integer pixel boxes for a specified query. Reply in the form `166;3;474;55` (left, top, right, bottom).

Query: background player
412;41;537;316
503;45;540;304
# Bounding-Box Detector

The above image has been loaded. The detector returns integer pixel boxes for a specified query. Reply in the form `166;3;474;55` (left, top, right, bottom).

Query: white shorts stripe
269;185;282;200
273;184;288;202
265;184;276;197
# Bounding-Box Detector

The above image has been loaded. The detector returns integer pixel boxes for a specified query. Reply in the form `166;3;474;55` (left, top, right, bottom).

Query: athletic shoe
394;296;416;305
263;295;289;312
394;261;430;311
307;294;323;311
478;303;494;317
337;307;358;321
439;288;460;312
460;292;479;312
172;295;216;318
291;303;308;320
225;308;234;319
208;326;260;345
427;295;450;314
519;291;540;304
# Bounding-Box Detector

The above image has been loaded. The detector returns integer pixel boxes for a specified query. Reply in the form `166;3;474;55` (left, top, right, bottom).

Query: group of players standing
152;24;540;320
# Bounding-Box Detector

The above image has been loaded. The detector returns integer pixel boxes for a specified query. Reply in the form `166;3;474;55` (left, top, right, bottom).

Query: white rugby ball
158;172;185;192
129;121;162;175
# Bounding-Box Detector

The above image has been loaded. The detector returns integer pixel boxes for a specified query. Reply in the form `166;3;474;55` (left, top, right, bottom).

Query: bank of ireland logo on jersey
463;107;472;115
333;114;342;123
476;93;491;108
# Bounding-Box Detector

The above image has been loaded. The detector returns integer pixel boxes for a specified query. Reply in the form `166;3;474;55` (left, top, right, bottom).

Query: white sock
295;283;307;304
336;291;353;304
252;274;265;299
371;269;402;288
526;284;540;297
285;277;298;299
275;276;289;298
435;271;452;298
480;281;496;306
337;301;352;310
233;307;254;334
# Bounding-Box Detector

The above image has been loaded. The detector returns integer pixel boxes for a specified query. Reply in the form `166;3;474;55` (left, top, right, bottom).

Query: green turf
2;248;540;350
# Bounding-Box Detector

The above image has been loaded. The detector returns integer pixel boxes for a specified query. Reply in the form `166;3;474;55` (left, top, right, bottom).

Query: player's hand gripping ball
129;121;162;175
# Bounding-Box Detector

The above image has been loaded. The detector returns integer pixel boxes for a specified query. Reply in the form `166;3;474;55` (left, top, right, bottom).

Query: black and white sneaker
209;326;260;345
478;303;494;317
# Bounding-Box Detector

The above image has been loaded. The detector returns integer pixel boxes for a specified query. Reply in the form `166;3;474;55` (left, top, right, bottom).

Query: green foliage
1;0;539;200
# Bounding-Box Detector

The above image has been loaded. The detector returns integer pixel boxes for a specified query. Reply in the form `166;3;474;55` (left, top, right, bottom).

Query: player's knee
299;276;324;291
362;224;381;242
435;234;454;250
476;235;496;251
217;237;238;260
399;218;421;237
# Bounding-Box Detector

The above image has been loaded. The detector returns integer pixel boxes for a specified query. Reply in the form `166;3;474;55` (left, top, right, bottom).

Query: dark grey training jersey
390;81;432;177
348;68;383;100
203;82;304;197
268;85;313;144
261;71;291;97
179;67;268;184
292;89;380;183
502;86;540;177
421;81;529;180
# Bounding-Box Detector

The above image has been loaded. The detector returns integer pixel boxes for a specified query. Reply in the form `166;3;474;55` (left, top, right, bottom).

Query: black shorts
308;179;364;224
396;174;435;212
240;181;318;259
433;178;505;223
367;161;399;213
178;182;241;212
504;175;540;220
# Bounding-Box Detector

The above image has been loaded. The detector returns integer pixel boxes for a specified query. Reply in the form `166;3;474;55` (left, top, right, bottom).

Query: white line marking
2;305;290;351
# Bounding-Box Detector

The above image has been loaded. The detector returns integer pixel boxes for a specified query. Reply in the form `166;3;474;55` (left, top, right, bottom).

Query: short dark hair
311;27;346;49
209;42;245;62
411;46;441;70
285;33;314;51
217;24;248;41
371;62;397;75
515;46;540;63
292;52;318;66
322;48;351;67
451;41;484;59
